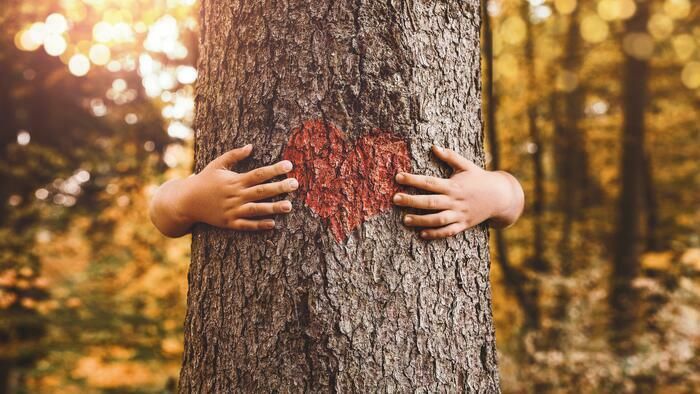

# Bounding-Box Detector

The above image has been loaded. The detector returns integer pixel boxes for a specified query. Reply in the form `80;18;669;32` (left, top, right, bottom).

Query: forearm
149;177;196;238
488;170;524;229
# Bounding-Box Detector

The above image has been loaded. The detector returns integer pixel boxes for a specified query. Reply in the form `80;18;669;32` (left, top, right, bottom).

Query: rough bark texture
180;0;500;391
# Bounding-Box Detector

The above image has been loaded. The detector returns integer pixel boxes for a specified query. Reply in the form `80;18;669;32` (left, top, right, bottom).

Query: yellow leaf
641;251;674;271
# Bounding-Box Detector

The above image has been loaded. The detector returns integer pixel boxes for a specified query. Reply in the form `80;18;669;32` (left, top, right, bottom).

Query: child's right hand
149;144;298;238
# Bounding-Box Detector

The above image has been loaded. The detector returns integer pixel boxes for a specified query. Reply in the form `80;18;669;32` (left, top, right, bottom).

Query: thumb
212;144;253;169
432;145;474;171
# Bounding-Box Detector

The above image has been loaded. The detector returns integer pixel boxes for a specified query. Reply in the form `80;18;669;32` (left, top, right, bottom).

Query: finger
239;160;293;186
214;144;253;169
432;146;474;172
420;222;467;240
237;201;292;218
243;178;299;201
403;210;460;228
392;193;452;210
395;172;450;194
228;218;275;231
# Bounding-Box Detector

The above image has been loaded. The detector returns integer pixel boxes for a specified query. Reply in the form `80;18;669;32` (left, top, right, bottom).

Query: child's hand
149;144;298;237
392;146;524;240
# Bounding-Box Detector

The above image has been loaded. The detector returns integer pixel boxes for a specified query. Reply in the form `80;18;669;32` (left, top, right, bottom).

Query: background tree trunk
522;2;547;275
610;0;650;355
179;1;500;391
482;0;536;331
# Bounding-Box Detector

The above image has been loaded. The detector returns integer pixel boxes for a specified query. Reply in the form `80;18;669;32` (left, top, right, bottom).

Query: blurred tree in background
0;0;698;392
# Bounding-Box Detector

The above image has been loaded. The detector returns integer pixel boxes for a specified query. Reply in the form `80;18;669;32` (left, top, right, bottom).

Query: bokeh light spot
92;21;113;43
554;0;577;15
17;130;31;146
88;44;111;65
672;34;696;61
124;113;138;125
69;54;90;76
681;62;700;89
176;66;197;84
35;188;49;200
45;13;68;34
581;15;609;43
648;14;674;40
664;0;691;19
44;34;67;56
501;16;527;45
623;33;654;60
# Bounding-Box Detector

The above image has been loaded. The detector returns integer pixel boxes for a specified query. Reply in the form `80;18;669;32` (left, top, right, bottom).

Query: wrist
488;171;524;228
172;175;199;225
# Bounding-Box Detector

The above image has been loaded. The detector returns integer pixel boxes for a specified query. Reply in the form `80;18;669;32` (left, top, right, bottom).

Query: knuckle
226;210;238;221
447;182;459;195
228;176;242;187
427;197;437;209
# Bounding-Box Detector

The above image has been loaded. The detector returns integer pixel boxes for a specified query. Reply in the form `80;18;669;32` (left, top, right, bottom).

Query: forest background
0;0;698;392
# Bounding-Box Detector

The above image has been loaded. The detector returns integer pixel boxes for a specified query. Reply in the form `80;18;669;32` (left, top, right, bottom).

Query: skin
150;144;523;241
149;144;298;238
393;145;525;240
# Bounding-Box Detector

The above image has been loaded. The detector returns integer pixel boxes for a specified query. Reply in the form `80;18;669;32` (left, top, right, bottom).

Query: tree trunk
522;2;547;275
610;0;649;355
179;1;500;392
554;7;586;278
482;1;537;330
0;360;12;394
547;8;585;348
642;149;659;251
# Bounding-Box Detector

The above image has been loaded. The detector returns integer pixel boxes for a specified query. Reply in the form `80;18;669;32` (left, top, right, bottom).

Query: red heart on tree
282;119;411;242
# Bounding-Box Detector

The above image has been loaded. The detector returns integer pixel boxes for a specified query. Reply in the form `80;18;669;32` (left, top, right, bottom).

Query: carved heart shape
282;120;411;242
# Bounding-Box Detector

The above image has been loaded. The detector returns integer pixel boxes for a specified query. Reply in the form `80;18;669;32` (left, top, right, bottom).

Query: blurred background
0;0;697;392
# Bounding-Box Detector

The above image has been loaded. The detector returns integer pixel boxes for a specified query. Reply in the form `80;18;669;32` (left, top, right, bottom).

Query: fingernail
281;160;293;171
396;173;405;182
420;231;428;238
393;194;402;203
245;144;253;150
288;178;299;189
404;215;412;224
434;146;444;153
266;220;276;228
282;201;292;212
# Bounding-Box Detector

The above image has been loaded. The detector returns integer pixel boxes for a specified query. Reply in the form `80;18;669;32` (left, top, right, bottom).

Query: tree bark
180;0;500;392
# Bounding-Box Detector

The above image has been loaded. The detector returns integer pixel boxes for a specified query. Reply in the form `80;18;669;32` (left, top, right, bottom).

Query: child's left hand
393;145;524;240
